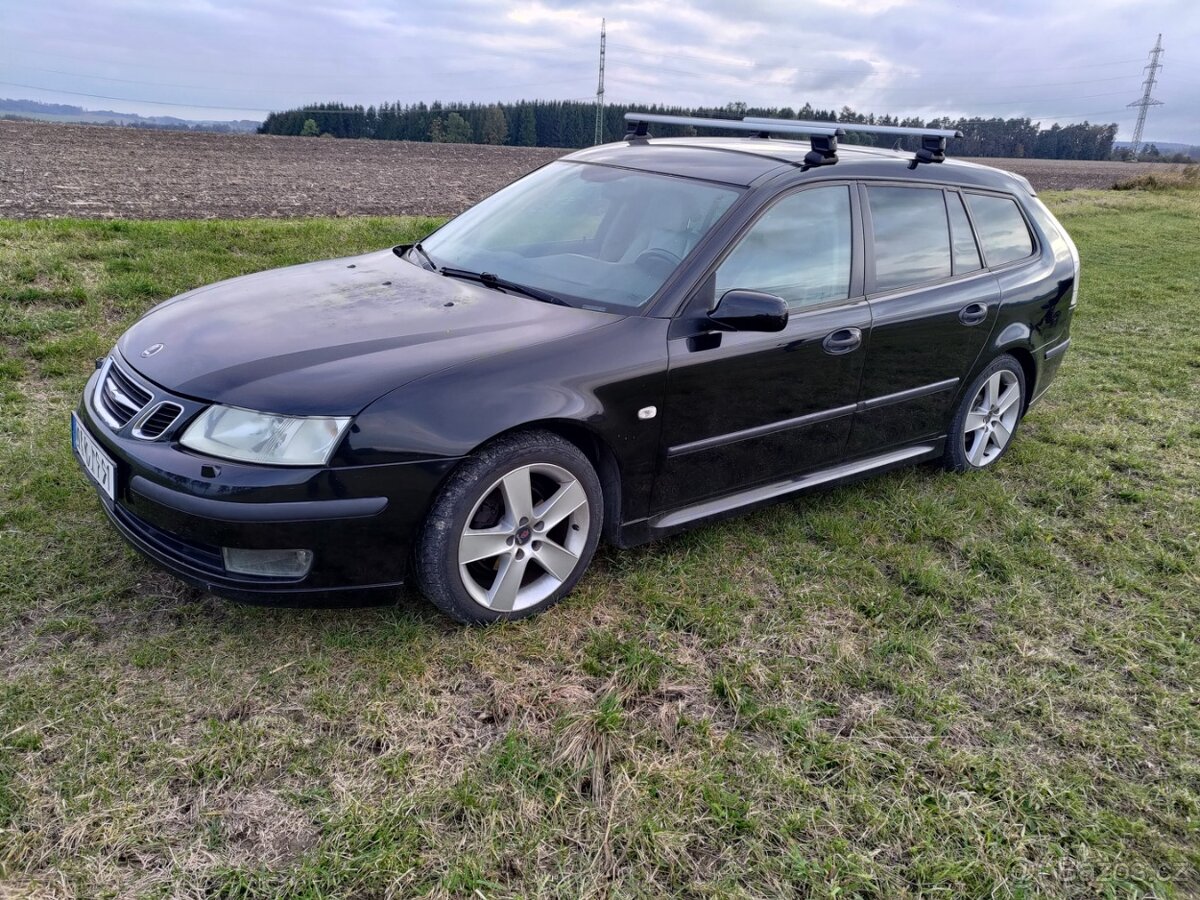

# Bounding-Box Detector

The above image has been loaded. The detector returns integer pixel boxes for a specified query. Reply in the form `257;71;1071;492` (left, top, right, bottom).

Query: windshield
418;161;741;310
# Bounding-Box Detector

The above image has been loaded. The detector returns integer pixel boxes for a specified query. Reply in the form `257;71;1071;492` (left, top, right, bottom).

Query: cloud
1;0;1195;142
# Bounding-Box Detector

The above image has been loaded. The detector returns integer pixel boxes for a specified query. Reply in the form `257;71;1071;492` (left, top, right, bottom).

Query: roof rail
744;116;962;165
622;112;845;168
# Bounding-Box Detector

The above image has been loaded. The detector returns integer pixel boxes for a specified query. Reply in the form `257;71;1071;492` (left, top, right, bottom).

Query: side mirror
708;290;789;333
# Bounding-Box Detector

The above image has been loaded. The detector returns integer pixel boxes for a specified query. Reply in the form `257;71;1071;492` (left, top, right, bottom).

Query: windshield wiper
410;241;438;271
440;267;569;306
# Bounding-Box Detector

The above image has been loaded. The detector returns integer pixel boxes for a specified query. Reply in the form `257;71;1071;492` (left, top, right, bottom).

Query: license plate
71;413;116;501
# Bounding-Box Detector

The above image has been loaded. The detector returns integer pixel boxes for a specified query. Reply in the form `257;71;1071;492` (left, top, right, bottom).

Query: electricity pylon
594;19;606;146
1127;34;1164;158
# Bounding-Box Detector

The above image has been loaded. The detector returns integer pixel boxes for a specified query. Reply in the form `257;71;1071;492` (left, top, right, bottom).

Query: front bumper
74;363;460;605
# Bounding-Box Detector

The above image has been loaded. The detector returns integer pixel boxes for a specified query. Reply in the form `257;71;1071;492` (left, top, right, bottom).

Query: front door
652;183;870;514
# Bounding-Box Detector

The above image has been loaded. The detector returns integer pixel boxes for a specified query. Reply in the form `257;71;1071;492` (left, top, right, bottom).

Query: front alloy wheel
415;431;603;623
458;462;591;613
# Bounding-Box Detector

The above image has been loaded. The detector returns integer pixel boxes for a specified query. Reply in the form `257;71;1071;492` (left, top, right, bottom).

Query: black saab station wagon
73;113;1078;623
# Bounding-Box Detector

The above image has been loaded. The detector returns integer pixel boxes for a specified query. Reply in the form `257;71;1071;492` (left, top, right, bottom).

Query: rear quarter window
965;193;1035;266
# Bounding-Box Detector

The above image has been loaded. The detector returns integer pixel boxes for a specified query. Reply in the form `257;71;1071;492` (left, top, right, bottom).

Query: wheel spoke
996;381;1020;414
992;419;1012;446
533;537;579;583
459;526;511;565
499;467;534;523
964;410;988;432
968;430;991;465
985;373;1001;408
487;553;529;612
534;478;587;530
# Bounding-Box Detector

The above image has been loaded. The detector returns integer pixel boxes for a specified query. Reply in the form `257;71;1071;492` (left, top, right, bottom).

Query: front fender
344;316;671;522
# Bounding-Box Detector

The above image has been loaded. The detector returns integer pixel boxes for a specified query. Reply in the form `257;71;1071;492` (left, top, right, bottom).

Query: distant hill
0;98;260;132
1113;140;1199;158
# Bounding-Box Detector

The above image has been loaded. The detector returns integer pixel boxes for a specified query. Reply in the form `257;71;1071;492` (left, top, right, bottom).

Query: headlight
180;405;351;466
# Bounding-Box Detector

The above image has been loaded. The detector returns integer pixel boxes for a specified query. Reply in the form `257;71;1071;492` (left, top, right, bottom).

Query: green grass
1;194;1198;897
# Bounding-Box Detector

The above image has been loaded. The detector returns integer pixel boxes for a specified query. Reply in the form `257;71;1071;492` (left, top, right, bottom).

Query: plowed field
0;120;1186;219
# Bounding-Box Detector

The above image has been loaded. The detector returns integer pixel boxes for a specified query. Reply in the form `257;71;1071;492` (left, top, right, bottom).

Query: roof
563;137;1034;194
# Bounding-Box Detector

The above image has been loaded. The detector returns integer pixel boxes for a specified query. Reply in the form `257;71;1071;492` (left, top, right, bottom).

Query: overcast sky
1;0;1197;143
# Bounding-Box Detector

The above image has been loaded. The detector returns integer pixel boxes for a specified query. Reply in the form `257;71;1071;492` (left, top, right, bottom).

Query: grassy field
1;192;1197;898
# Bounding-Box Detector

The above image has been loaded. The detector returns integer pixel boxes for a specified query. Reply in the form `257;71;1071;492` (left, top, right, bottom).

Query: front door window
715;185;853;309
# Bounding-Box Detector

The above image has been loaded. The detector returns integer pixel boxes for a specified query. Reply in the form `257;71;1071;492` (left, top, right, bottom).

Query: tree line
259;99;1120;160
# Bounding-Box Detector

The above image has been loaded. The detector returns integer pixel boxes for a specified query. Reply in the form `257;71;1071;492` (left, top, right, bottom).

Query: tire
943;354;1027;473
414;430;603;624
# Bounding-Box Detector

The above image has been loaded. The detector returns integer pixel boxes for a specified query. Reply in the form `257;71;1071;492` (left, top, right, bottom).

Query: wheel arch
457;418;625;546
1004;345;1037;412
976;319;1039;414
950;339;1038;437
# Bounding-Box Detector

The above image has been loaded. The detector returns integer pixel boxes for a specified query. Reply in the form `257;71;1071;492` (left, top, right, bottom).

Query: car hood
118;249;618;415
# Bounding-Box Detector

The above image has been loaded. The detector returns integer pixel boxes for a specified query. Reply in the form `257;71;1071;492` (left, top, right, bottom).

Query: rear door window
866;186;952;292
965;193;1035;266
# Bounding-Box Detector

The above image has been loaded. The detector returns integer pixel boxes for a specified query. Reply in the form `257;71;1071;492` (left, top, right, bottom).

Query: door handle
822;327;862;356
959;302;989;326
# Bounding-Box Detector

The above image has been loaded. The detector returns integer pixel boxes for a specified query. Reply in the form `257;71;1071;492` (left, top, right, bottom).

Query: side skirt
615;439;944;547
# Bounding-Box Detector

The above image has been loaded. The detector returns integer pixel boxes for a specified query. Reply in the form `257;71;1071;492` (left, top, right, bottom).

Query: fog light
222;547;313;578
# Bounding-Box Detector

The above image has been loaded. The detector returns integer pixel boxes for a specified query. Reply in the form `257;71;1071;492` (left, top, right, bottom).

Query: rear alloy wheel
415;431;602;623
944;354;1026;472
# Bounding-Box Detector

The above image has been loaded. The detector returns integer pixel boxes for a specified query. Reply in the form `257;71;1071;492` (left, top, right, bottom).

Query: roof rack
622;112;846;167
623;112;842;139
620;111;964;168
742;117;961;140
744;116;963;166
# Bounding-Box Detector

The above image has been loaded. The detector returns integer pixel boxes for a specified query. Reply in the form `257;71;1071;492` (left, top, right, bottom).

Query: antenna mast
594;18;606;145
1127;34;1164;158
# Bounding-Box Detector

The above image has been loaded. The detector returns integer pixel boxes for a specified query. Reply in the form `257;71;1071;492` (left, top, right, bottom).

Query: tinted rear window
966;193;1034;266
867;186;952;292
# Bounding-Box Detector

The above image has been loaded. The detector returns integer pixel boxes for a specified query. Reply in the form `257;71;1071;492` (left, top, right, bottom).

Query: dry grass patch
1113;164;1200;191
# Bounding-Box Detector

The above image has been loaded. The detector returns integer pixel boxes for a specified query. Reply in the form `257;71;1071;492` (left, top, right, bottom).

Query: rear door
652;182;870;513
846;184;1001;455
